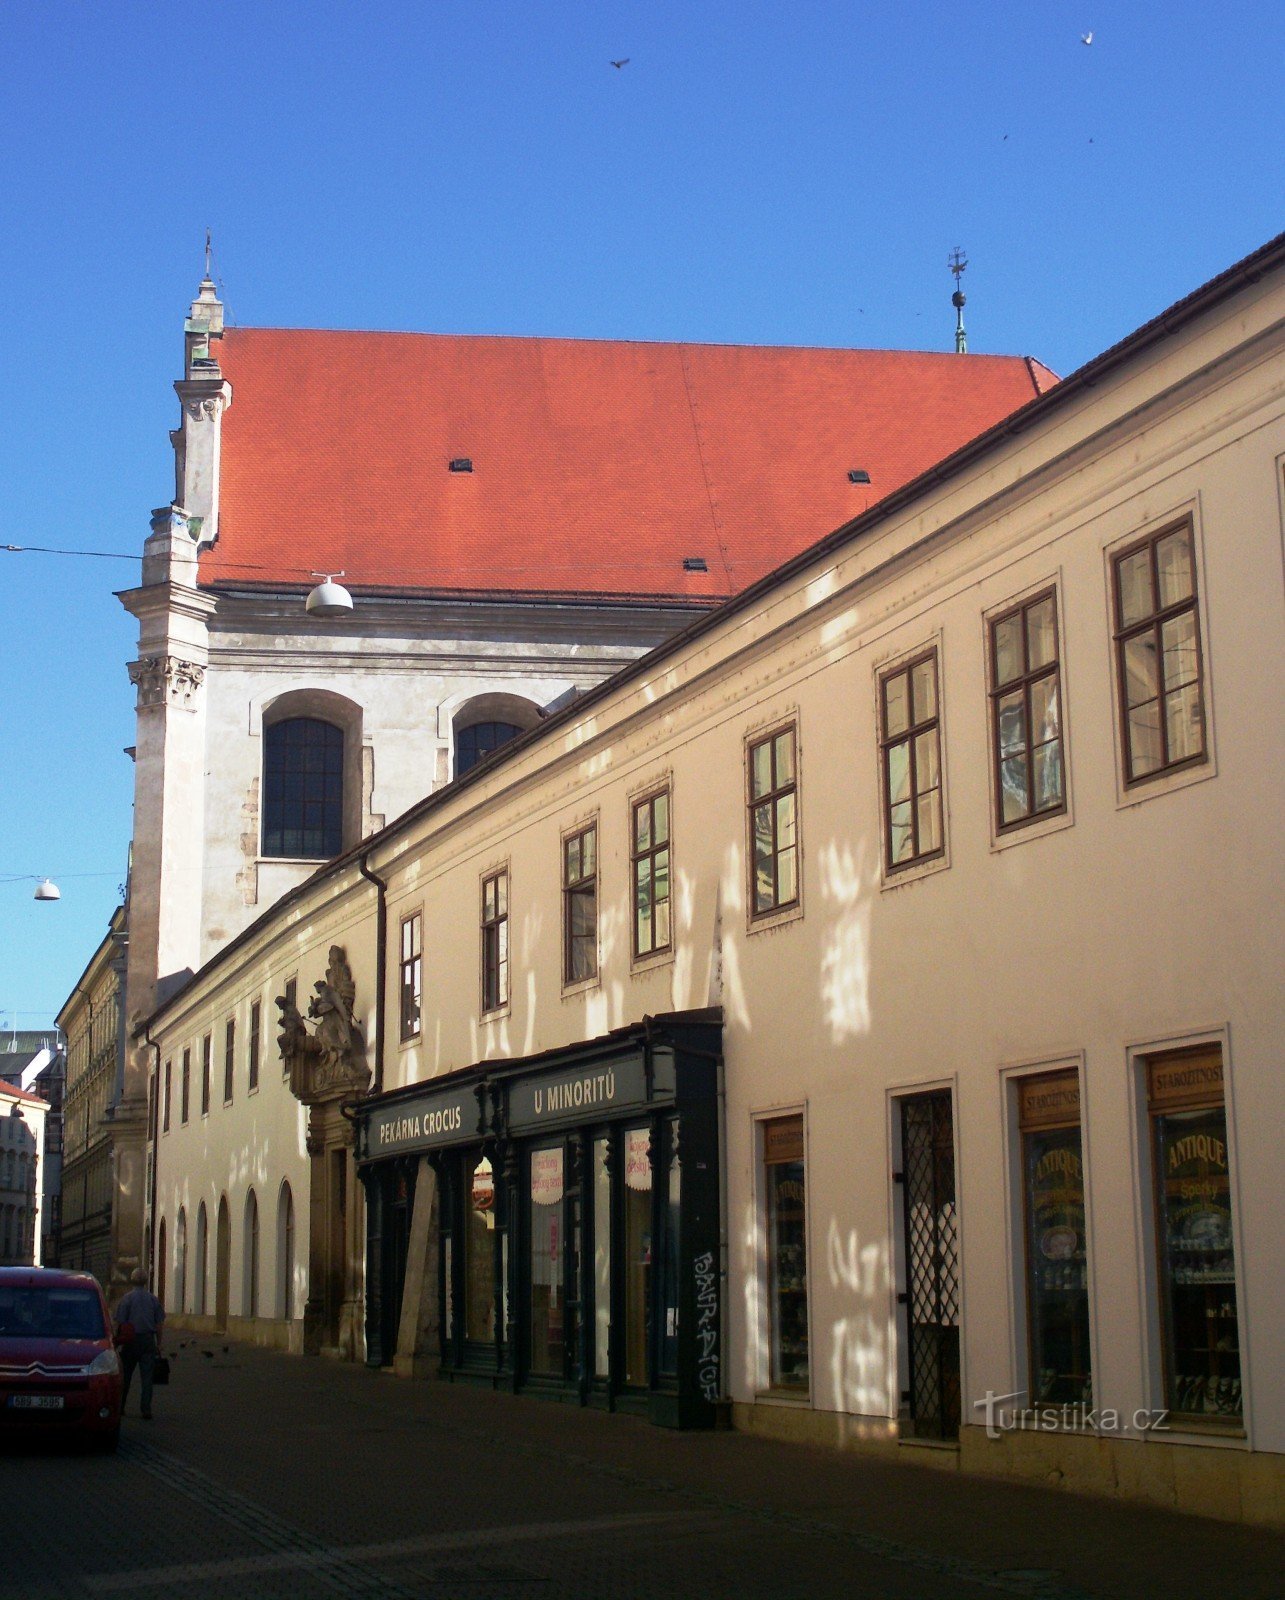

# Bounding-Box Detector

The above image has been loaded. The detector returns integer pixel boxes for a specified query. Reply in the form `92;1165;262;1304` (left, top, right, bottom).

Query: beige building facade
147;234;1285;1524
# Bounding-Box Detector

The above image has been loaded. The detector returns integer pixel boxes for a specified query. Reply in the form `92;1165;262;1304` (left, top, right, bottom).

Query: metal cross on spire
948;247;968;354
204;227;213;282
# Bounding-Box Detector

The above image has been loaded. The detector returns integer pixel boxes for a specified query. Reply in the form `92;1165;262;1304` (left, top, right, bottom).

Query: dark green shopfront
356;1010;723;1428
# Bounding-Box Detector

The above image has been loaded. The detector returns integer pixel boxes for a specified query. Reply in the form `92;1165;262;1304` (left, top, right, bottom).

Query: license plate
9;1395;64;1410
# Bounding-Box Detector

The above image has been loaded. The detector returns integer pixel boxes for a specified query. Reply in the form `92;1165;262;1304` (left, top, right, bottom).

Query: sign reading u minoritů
507;1053;651;1134
365;1085;477;1156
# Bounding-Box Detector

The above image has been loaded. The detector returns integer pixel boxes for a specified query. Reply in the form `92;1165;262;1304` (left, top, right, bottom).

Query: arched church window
262;717;345;859
455;721;523;776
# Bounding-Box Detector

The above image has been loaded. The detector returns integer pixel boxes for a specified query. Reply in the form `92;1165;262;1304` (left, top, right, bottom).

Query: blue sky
1;0;1281;1029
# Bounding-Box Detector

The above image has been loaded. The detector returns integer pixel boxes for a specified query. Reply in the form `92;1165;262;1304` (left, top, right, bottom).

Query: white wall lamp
305;572;354;618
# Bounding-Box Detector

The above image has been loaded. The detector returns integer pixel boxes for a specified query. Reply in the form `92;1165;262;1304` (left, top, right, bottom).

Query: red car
0;1267;123;1451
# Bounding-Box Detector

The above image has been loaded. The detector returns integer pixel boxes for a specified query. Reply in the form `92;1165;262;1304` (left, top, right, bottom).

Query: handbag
152;1355;171;1386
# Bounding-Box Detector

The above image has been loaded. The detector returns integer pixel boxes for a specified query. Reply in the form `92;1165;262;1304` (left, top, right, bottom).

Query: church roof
203;328;1056;603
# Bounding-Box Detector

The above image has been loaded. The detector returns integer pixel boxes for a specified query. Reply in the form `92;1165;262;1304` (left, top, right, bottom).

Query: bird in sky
610;58;630;69
1081;31;1093;45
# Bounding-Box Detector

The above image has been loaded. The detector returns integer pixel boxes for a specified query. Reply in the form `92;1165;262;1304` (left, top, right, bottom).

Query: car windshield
0;1286;107;1340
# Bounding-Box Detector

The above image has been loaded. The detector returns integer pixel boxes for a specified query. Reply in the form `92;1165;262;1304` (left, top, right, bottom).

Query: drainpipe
357;852;389;1094
142;1024;161;1288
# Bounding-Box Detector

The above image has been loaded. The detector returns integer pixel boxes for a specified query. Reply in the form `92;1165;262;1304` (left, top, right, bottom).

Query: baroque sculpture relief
127;654;206;710
276;946;371;1105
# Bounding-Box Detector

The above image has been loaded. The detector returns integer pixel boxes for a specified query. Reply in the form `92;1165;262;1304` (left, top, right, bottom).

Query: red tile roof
204;329;1056;602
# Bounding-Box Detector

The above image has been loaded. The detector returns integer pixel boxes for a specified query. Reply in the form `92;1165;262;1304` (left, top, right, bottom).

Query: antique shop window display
763;1116;808;1390
1019;1071;1091;1406
529;1144;566;1376
1148;1049;1240;1423
465;1154;503;1344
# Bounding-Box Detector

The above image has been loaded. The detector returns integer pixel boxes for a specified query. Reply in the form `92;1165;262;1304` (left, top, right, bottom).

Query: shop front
357;1009;723;1428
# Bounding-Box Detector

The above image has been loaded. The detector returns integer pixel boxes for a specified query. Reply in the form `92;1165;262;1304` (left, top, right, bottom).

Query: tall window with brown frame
248;1000;261;1093
631;789;671;959
880;651;943;870
481;871;509;1013
162;1060;172;1133
223;1017;236;1105
200;1033;212;1116
1147;1047;1240;1424
990;591;1065;829
180;1049;190;1125
562;824;598;984
747;725;798;916
400;912;422;1040
1113;520;1207;784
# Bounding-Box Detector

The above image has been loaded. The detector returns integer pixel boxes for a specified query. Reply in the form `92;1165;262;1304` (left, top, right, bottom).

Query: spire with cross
949;247;968;354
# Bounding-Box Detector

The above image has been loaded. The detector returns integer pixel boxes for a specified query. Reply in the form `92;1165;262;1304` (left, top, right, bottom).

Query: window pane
911;657;937;722
1156;528;1194;607
1117;549;1153;626
886;741;911;806
750;740;772;799
775;792;796;853
777;844;797;906
916;789;942;855
1030;677;1060;744
883;671;909;738
774;730;795;785
1033;740;1063;811
654;792;669;845
1166;683;1205;764
466;1157;496;1343
996;690;1027;759
767;1156;808;1389
496;875;507;916
1024;1122;1090;1405
1128;702;1163;778
914;728;940;792
655;896;671;948
582;827;596;877
565;836;580;883
889;800;914;863
753;807;775;910
529;1148;564;1375
1026;597;1057;671
1000;755;1029;824
594;1139;611;1380
993;615;1023;686
1154;1104;1239;1419
1123;634;1159;707
623;1128;652;1387
1161;611;1199;692
634;802;651;852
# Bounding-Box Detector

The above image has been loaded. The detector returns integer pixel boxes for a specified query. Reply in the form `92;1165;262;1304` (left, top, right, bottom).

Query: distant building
0;1083;48;1266
56;907;126;1288
30;1049;65;1267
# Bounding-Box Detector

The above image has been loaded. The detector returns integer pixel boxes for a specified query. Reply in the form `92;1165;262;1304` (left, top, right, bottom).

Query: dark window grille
248;1001;261;1092
563;825;598;983
162;1061;172;1133
1112;521;1207;784
989;590;1065;829
456;721;523;777
262;718;345;860
880;652;944;870
180;1049;191;1125
200;1034;212;1117
899;1090;960;1440
223;1018;235;1105
631;790;671;958
481;873;509;1013
400;913;422;1039
747;726;798;916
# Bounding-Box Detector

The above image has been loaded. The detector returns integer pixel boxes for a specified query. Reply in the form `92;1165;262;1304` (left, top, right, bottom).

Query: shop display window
1018;1071;1091;1405
763;1115;808;1390
465;1155;497;1343
660;1123;681;1377
529;1145;564;1375
1148;1049;1240;1422
593;1138;611;1380
624;1127;652;1387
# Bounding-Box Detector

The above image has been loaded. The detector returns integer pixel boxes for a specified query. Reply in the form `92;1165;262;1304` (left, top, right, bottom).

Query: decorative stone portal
277;946;371;1358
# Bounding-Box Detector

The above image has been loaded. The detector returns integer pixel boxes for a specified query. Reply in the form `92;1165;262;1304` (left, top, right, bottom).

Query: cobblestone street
2;1339;1280;1600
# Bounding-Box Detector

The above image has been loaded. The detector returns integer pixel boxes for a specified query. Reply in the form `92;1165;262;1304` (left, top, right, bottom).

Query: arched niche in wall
258;687;365;861
451;691;543;779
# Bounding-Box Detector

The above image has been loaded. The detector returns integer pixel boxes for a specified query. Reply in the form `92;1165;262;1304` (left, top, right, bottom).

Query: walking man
114;1268;165;1420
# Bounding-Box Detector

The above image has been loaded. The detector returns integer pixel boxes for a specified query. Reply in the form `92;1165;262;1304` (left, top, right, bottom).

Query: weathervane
949;247;968;354
204;227;213;282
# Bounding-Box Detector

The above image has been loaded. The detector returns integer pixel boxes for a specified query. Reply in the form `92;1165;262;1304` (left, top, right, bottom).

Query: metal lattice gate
898;1090;960;1440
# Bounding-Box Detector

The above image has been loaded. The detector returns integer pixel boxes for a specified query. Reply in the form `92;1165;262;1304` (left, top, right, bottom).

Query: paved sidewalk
1;1338;1280;1599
